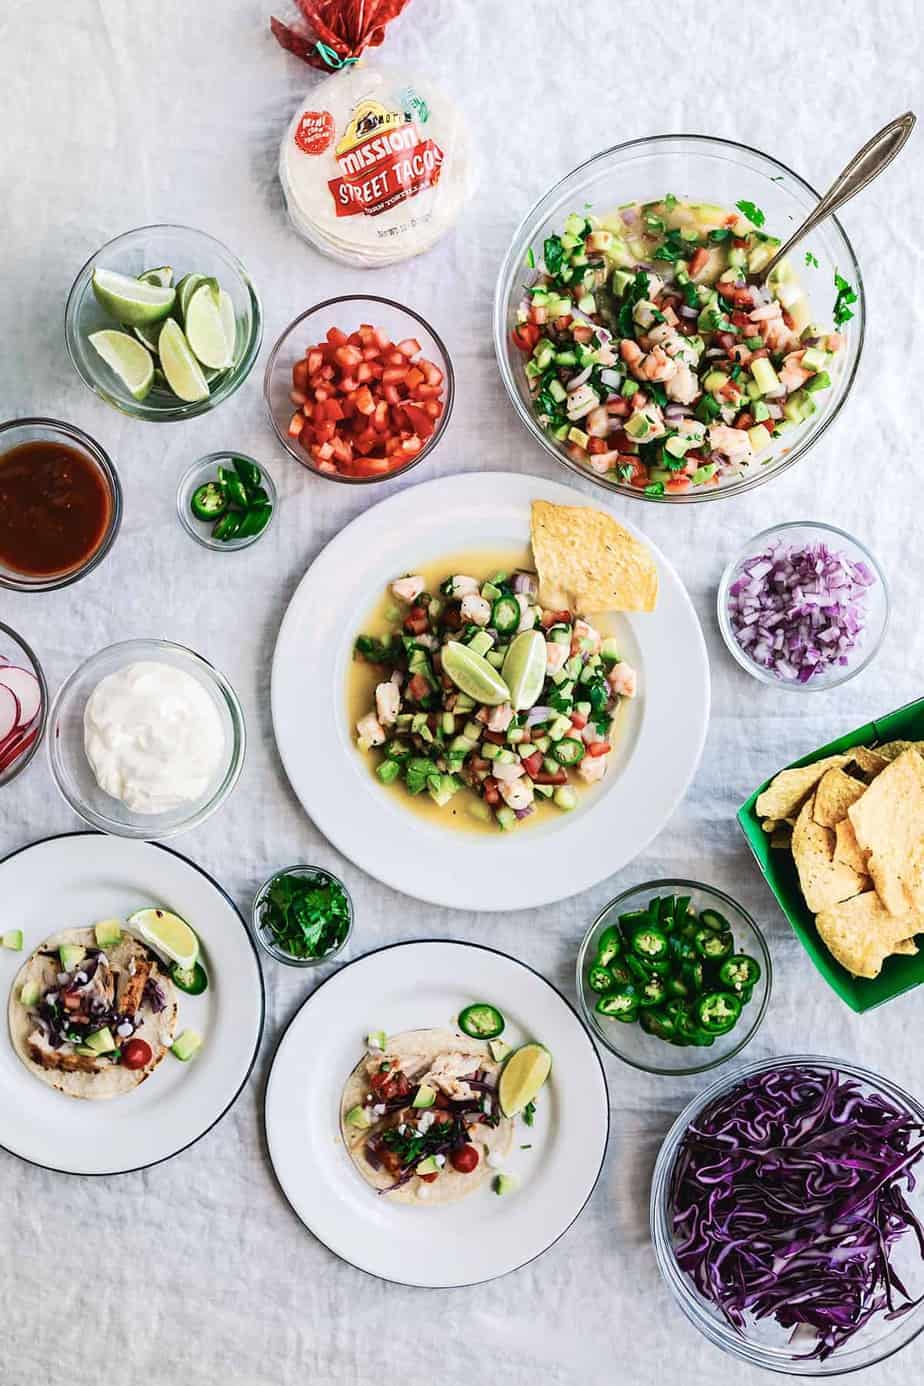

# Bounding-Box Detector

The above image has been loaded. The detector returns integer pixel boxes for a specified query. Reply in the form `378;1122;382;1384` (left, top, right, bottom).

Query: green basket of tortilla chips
738;697;924;1013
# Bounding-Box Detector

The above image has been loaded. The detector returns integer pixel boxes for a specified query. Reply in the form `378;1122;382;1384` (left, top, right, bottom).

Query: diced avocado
2;929;23;951
567;426;589;450
412;1083;437;1109
468;630;493;658
665;433;695;459
804;370;832;394
599;637;621;666
554;786;578;812
576;293;596;315
623;412;653;442
366;1030;388;1051
703;369;729;393
428;774;461;808
801;346;828;373
496;807;516;831
489;1039;512;1063
59;944;85;972
750;357;780;396
171;1029;202;1062
748;424;773;455
74;1045;100;1058
345;1104;373;1129
727;246;747;269
84;1026;116;1055
692;462;718;485
533;783;554;799
416;1155;442;1176
563;212;587;238
547;715;572;742
494;1173;520;1196
611;268;634;296
94;919;122;947
467;799;494;823
19;979;41;1007
753;400;771;423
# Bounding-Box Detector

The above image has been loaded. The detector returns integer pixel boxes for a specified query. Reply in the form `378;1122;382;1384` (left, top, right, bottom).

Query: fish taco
9;927;178;1100
340;1028;514;1204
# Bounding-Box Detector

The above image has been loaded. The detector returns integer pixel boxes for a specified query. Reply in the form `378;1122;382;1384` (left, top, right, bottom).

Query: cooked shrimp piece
779;349;811;392
640;346;677;382
749;303;782;324
515;594;536;632
391;575;425;603
480;702;513;733
356;712;386;748
460;592;492;626
585;405;610;438
619;338;645;373
375;681;400;726
498;776;534;811
545;642;569;675
572;619;601;653
447;575;479;598
578;754;609;784
665;363;698;404
607;662;637;698
708;423;754;467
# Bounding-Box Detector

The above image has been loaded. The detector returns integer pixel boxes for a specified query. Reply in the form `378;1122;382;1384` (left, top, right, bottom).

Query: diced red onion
567;366;592;391
524;706;553;727
679;304;698;319
514;805;534;820
664;403;691;420
512;571;538;598
726;539;877;683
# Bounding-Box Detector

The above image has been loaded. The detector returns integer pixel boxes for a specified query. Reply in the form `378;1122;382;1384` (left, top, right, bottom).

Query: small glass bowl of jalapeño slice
177;452;277;552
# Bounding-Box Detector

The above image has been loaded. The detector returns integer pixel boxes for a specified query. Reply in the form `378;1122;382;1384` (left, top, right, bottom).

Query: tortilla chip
530;500;658;613
755;754;852;823
792;794;868;913
815;891;924;979
852;746;889;780
892;938;919;957
770;823;793;850
848;750;924;916
834;817;868;876
875;740;924;763
813;768;867;829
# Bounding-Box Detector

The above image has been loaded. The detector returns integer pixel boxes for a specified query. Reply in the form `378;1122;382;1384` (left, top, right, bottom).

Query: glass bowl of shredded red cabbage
651;1056;924;1374
718;522;888;690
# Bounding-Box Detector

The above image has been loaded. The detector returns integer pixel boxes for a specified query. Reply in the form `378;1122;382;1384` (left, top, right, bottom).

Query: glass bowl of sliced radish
717;521;889;691
263;295;454;484
0;624;47;788
65;224;262;422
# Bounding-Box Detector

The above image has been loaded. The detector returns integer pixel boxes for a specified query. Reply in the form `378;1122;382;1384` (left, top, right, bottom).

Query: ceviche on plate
351;500;657;831
513;196;852;495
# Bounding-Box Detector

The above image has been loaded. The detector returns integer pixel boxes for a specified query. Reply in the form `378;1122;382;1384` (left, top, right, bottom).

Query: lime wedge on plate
498;1043;552;1117
442;641;510;706
88;329;154;400
174;272;207;323
501;629;547;711
128;908;199;969
185;281;233;369
158;318;210;401
139;266;173;288
91;268;175;326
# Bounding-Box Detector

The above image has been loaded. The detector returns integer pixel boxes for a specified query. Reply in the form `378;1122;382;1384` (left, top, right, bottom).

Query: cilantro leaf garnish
833;270;858;326
259;871;351;960
644;481;665;497
523;1101;536;1127
524;247;535;269
736;199;766;228
805;251;819;269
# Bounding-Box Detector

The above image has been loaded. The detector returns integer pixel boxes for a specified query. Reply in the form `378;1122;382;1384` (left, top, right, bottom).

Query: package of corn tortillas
272;3;473;266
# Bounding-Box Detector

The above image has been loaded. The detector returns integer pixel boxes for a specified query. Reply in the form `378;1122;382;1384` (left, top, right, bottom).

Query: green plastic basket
737;696;924;1013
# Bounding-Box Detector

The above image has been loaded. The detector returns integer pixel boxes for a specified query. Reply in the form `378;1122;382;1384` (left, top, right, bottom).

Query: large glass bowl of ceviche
577;880;770;1076
651;1055;924;1374
494;135;863;503
65;224;262;421
264;295;454;484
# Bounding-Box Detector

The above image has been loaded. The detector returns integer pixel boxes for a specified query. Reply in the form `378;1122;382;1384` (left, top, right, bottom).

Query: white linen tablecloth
2;2;923;1381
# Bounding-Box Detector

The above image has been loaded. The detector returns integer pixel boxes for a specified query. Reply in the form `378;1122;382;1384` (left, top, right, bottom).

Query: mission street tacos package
273;3;473;266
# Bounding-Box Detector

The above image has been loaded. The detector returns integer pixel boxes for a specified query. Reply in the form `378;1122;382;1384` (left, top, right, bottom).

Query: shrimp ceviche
513;196;851;495
353;568;636;830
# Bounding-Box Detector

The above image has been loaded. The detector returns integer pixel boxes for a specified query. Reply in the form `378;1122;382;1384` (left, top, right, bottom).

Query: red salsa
0;441;111;577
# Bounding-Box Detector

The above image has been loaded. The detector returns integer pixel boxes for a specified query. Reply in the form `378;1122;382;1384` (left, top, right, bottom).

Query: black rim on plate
0;831;265;1178
263;936;610;1288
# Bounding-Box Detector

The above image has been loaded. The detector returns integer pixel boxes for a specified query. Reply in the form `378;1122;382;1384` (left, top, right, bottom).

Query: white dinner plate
272;471;710;910
0;833;264;1175
264;939;609;1286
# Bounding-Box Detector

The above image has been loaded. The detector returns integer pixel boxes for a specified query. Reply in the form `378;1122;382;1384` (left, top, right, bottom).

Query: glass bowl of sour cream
47;639;246;838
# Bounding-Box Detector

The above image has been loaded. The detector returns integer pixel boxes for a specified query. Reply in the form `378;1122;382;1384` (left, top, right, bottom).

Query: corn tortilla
755;754;853;824
792;794;868;913
848;750;924;916
815;891;924;979
813;767;867;829
530;500;658;614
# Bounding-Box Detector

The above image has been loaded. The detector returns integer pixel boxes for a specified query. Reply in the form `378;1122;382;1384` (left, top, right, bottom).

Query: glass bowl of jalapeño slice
576;879;771;1075
177;452;276;552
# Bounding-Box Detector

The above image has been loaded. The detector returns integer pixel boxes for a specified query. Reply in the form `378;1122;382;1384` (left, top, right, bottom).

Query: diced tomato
287;412;305;438
521;751;544;777
587;436;608;454
532;769;568;786
688;247;709;278
402;402;435;438
483;777;501;807
405;672;431;701
482;730;505;746
292;359;309;389
587;742;610;758
572;324;594;344
512;322;540;352
396;338;421;357
403;607;429;636
665;476;692;493
570;713;588;730
540;609;571;628
306;349;324;375
325;326;348;348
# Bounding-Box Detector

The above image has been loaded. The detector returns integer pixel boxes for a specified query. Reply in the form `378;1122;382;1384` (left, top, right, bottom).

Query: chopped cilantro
646;381;668;407
644;481;665;497
543;235;564;277
616;463;634;483
833;270;858;326
770;175;784;183
520;1144;533;1150
804;251;819;269
259;870;352;960
708;227;732;243
664;192;677;211
524;246;535;269
736;199;766;228
523;1101;536;1127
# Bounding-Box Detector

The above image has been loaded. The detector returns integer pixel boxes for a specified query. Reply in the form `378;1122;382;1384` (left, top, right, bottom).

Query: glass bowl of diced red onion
717;521;888;691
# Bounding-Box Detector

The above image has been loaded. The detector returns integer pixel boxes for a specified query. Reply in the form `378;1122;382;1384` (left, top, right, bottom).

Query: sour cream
84;661;225;814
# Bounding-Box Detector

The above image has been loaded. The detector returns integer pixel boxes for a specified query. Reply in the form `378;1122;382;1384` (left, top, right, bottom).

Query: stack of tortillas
279;64;473;267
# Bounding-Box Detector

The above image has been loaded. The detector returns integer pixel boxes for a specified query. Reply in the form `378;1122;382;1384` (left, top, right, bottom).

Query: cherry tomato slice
121;1037;153;1070
449;1144;480;1174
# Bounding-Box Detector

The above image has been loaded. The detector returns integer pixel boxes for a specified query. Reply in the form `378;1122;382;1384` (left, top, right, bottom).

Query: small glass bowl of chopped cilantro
252;865;354;967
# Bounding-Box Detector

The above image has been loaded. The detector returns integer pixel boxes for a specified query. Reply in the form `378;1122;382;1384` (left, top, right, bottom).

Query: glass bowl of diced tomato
263;295;454;484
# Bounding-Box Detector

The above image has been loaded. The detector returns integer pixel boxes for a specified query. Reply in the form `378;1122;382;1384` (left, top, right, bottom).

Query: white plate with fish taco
0;833;264;1175
272;472;709;911
264;939;609;1286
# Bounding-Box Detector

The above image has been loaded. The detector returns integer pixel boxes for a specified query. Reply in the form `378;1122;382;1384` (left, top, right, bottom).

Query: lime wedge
134;321;162;354
91;268;175;326
128;908;199;969
501;629;547;711
498;1043;552;1118
139;265;173;288
158;318;210;401
185;281;233;369
88;329;155;400
217;288;237;362
174;272;207;323
442;641;510;706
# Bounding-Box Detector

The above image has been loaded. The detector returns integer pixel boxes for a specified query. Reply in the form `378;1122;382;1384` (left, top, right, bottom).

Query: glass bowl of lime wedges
65;224;263;422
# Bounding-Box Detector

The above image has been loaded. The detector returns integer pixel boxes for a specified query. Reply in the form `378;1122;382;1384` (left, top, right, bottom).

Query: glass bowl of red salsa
263;295;454;484
0;418;122;592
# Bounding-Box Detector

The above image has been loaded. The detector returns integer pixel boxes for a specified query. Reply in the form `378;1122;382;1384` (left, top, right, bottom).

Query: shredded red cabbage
671;1065;924;1360
727;540;876;683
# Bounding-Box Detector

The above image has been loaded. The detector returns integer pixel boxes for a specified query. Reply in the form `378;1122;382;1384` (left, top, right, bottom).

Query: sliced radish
0;666;41;726
0;726;37;774
0;684;19;743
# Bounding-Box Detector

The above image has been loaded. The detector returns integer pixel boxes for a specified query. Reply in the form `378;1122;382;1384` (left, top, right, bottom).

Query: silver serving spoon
753;112;916;283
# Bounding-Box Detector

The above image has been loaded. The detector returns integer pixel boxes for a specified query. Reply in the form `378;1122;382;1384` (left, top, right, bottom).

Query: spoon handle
758;112;916;282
